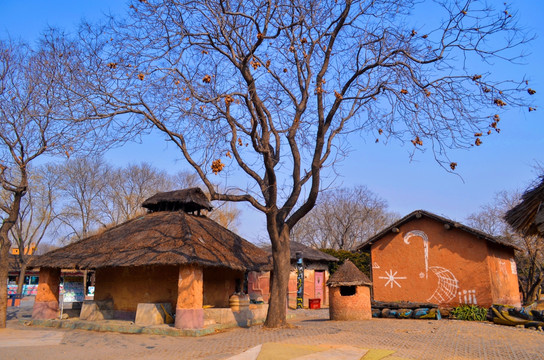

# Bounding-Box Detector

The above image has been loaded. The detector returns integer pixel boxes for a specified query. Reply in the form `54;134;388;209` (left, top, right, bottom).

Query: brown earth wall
371;217;502;307
486;245;521;306
248;267;330;308
95;265;178;312
329;285;371;320
203;267;243;307
35;268;60;303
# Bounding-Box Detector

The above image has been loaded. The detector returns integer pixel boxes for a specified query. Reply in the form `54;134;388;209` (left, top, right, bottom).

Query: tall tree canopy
72;0;534;327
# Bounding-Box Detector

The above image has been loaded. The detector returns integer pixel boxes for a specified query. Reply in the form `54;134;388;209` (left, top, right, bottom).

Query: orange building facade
358;210;521;308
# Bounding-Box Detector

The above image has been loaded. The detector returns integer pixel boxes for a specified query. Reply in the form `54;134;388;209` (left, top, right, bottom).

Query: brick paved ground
2;309;543;360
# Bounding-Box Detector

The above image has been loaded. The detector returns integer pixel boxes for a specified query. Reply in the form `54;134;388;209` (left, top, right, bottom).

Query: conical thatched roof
33;211;270;271
327;260;371;287
142;188;213;213
504;177;544;237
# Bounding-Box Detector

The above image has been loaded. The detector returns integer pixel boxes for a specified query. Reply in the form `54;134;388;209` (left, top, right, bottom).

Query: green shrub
451;305;488;321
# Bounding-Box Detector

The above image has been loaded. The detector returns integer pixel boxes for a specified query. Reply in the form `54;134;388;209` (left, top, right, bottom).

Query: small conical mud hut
32;188;270;329
327;260;372;320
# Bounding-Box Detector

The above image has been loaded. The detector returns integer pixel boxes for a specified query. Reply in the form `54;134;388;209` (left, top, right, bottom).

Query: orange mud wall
249;266;330;308
329;285;371;320
371;217;520;307
487;245;521;306
203;267;243;307
94;265;178;312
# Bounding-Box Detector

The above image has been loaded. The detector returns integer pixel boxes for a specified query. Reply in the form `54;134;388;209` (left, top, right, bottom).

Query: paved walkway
2;309;544;360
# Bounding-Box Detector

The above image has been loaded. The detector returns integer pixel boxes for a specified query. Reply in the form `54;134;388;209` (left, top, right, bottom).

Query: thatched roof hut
327;260;371;287
263;241;338;263
33;207;269;272
504;177;544;237
142;187;213;213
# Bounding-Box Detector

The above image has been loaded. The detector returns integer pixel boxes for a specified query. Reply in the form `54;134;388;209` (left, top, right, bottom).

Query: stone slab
79;299;114;321
135;303;173;326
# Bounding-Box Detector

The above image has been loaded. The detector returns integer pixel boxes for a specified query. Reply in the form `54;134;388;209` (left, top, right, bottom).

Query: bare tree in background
291;186;397;250
98;162;176;225
51;157;111;242
0;33;118;327
4;166;60;296
467;190;543;304
73;0;534;327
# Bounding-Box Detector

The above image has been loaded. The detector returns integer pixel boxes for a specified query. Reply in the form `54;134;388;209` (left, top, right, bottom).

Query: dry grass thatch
357;209;519;251
8;255;39;272
263;241;338;263
33;211;270;271
142;188;213;213
327;259;371;287
504;178;544;237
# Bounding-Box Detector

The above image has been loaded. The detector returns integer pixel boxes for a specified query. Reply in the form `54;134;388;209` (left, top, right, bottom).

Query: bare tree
50;157;111;242
98;162;176;225
74;0;534;326
4;166;60;295
467;191;543;304
0;34;112;327
291;186;398;250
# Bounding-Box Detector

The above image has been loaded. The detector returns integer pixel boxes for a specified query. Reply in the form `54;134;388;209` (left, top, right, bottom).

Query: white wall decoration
372;262;380;269
403;230;429;279
379;269;407;288
427;266;459;303
509;258;517;275
459;289;477;304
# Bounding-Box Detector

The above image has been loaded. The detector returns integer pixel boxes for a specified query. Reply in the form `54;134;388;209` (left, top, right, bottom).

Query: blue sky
1;0;543;242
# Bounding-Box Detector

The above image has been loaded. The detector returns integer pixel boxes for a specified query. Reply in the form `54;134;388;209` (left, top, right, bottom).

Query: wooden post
32;267;61;319
175;264;204;329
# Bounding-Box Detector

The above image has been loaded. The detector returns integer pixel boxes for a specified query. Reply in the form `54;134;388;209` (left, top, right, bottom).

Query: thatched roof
8;255;39;272
33;211;270;271
357;210;519;251
504;177;544;237
142;188;213;213
263;241;338;263
327;260;371;287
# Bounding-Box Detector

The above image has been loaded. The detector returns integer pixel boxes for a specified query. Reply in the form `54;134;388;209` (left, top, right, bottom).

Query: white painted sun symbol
379;269;407;288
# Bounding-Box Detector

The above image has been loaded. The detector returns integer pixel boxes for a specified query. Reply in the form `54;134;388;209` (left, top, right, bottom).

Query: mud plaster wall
486;245;521;307
95;265;178;312
248;268;330;308
287;269;329;308
35;267;60;303
371;217;506;307
329;285;371;320
203;267;243;307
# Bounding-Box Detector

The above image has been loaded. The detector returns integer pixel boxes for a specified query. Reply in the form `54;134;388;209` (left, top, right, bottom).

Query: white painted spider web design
427;266;458;303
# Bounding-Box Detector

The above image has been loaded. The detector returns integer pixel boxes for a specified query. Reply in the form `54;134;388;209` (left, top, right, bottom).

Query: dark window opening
340;286;356;296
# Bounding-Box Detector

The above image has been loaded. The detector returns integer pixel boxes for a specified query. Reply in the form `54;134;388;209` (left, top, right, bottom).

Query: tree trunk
525;276;543;305
0;243;10;328
264;225;291;328
16;261;28;296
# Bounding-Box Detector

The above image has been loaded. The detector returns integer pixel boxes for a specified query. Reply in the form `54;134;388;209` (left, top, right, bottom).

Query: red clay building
248;242;337;308
357;210;521;308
